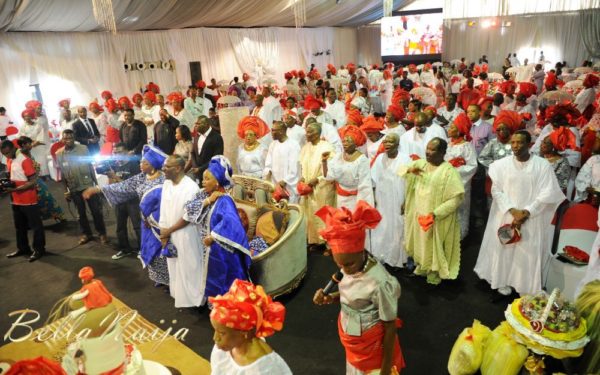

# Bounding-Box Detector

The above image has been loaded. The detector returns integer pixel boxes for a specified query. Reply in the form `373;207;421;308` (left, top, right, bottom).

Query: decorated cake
504;288;590;358
61;325;145;375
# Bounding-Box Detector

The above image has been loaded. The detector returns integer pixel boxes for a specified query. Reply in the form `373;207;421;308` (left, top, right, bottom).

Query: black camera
94;159;118;175
0;175;16;192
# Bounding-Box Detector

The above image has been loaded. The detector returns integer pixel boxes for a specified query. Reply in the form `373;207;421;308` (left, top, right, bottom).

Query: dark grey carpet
0;180;510;374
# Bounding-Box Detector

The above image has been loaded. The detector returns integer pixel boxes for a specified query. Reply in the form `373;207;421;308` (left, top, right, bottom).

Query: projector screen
381;11;443;59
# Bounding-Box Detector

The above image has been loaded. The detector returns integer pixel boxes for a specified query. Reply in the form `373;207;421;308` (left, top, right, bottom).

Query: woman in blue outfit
83;145;169;286
183;155;251;300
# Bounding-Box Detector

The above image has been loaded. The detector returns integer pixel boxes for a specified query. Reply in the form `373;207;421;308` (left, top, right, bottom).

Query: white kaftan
264;138;301;203
19;122;49;176
160;176;204;307
325;153;374;211
324;100;347;128
445;141;478;239
236;144;267;178
210;345;292;375
474;155;565;295
371;152;412;267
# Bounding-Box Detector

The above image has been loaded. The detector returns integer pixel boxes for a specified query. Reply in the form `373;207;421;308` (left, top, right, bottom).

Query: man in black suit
73;106;100;154
185;115;223;180
119;109;147;156
154;109;179;154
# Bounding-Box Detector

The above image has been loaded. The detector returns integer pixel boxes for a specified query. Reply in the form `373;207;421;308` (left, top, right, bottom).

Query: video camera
94;159;118;175
0;172;15;192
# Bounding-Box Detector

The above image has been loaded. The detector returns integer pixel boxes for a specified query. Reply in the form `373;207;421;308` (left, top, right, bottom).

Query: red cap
101;90;113;100
327;64;337;75
167;91;184;104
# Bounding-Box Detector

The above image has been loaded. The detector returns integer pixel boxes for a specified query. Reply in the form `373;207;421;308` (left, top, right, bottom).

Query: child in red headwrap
209;279;291;374
313;201;405;375
69;266;113;319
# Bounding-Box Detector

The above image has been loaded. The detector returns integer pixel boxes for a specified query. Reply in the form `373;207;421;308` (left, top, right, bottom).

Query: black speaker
189;61;202;85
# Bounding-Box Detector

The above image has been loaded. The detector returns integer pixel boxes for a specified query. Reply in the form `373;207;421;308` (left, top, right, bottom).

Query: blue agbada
139;185;163;266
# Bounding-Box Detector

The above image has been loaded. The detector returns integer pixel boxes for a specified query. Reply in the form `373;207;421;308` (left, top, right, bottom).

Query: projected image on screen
381;13;443;56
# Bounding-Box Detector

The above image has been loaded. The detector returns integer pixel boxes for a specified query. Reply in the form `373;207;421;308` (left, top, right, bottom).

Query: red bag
564;246;590;263
273;184;290;202
448;157;466;168
297;181;313;196
410;154;420;161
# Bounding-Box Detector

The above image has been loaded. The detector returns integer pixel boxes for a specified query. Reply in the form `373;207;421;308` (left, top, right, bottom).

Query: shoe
99;235;109;245
78;236;92;245
6;250;32;258
111;250;133;260
497;286;513;296
29;251;43;262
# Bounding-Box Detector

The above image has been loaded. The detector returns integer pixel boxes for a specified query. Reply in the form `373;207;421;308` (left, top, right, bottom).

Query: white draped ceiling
0;26;362;122
0;0;411;31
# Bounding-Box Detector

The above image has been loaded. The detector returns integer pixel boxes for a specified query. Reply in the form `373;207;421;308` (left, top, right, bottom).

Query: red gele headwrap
387;104;405;122
478;96;493;110
372;64;379;70
101;90;113;100
383;70;392;80
88;102;103;112
546;103;582;126
131;93;143;103
316;200;382;254
338;125;367;146
166;91;184;104
196;80;207;89
583;73;599;88
298;70;306;79
118;96;132;109
548;127;579;152
4;356;66;375
392;88;411;105
360;116;385;134
25;100;42;110
327;64;337;75
78;266;94;282
143;91;157;103
58;99;70;108
237;116;270;139
145;82;160;94
499;80;517;94
545;72;558;89
347;63;356;75
284;72;293;80
481;64;489;73
308;69;321;80
290;70;298;78
518;82;537;98
304;95;324;110
209;279;286;338
106;98;119;113
21;109;36;119
346;109;363;126
493;110;525;133
452;112;473;141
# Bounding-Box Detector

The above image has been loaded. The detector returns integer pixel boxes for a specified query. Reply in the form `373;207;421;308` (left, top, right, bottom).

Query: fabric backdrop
442;11;594;72
0;0;412;31
0;26;363;123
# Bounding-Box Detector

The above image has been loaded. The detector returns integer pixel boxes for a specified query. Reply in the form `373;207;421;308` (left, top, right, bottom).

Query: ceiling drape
0;0;411;31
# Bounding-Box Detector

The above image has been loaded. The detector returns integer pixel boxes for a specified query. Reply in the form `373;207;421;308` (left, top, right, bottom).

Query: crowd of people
1;56;599;374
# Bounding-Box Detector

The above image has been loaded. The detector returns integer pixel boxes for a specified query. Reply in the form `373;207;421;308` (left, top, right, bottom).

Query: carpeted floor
0;180;510;374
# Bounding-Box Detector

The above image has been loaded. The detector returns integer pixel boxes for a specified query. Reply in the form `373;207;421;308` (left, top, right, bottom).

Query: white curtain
443;0;600;19
580;8;600;59
357;25;382;66
0;26;359;123
0;42;31;124
442;12;593;72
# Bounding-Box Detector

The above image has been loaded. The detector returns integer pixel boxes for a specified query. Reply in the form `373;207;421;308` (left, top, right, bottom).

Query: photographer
56;129;107;245
103;143;141;259
1;140;46;262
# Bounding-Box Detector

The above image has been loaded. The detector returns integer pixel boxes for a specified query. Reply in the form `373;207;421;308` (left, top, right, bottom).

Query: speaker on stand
189;61;202;86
